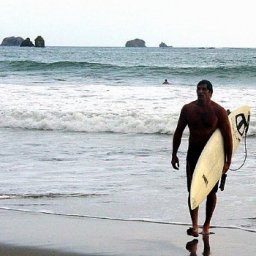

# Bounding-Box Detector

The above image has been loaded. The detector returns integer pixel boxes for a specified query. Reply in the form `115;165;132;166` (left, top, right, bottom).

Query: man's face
197;84;212;101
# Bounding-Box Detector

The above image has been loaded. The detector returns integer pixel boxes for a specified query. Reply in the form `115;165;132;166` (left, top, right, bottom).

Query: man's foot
187;227;199;237
202;225;210;235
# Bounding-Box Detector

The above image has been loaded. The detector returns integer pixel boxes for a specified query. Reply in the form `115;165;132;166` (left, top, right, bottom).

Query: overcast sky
0;0;255;47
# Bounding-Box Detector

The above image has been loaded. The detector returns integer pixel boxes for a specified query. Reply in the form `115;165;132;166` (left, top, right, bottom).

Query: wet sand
0;209;255;255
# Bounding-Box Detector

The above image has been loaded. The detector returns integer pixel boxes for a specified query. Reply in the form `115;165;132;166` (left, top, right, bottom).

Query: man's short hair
197;80;213;94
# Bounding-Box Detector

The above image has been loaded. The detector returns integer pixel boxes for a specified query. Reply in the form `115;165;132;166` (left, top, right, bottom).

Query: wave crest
1;60;255;79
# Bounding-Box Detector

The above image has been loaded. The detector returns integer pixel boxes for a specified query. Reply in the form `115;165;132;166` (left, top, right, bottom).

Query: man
171;80;233;236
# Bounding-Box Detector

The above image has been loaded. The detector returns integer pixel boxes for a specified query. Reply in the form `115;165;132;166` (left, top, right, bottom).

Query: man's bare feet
202;225;210;235
187;227;199;237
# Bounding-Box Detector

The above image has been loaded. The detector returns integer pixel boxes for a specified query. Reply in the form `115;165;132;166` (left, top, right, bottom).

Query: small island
159;42;173;48
1;36;45;47
125;38;146;47
20;38;34;47
35;36;45;47
1;36;24;46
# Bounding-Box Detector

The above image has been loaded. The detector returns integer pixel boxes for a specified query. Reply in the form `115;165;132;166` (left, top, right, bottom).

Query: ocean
0;46;255;233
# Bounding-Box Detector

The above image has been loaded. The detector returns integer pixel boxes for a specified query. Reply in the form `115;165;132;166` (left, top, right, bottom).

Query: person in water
163;79;170;84
171;80;233;236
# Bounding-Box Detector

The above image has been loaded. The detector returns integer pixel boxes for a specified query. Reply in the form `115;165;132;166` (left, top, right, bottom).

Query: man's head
196;80;213;102
197;80;213;94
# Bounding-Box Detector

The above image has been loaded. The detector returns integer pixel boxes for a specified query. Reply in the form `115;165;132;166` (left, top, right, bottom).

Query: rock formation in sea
159;42;168;47
159;42;173;48
35;36;45;47
1;36;24;46
125;39;146;47
20;38;34;47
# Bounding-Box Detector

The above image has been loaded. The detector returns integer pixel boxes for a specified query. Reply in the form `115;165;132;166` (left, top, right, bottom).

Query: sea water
0;46;255;232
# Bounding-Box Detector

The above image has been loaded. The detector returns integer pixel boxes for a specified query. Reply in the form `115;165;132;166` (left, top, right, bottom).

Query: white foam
0;83;255;135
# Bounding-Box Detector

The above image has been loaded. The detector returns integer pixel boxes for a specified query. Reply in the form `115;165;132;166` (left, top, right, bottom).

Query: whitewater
0;83;255;134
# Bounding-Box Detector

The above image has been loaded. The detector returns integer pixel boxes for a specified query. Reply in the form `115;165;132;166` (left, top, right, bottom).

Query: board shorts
186;146;219;194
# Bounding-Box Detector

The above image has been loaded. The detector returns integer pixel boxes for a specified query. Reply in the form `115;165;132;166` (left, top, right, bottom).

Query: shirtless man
171;80;233;236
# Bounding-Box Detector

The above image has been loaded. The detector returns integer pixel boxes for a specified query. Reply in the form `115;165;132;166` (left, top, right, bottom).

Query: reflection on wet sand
186;235;210;256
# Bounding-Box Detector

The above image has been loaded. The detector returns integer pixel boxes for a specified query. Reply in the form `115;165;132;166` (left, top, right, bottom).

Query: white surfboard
190;105;250;210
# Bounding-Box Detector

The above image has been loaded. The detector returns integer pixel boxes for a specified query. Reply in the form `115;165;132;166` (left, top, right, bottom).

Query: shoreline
0;209;255;256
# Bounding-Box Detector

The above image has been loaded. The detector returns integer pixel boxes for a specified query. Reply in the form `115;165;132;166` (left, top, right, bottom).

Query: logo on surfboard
235;113;250;136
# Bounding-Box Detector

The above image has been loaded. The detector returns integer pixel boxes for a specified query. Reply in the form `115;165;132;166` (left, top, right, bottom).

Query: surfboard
190;105;250;210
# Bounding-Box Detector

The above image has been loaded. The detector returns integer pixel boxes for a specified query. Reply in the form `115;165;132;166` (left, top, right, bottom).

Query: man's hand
171;155;179;170
222;161;230;174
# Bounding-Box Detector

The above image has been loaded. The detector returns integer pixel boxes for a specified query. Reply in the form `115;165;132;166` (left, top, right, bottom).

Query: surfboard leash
220;110;250;191
229;111;250;172
227;109;250;172
229;130;248;172
220;132;248;191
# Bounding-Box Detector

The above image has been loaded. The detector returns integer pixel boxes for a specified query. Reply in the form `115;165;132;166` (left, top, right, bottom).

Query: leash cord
229;131;248;171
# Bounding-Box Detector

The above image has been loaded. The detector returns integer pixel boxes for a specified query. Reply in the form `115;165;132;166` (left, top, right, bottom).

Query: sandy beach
0;209;255;256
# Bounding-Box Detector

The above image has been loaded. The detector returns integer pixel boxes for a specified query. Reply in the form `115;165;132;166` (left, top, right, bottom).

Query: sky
0;0;255;47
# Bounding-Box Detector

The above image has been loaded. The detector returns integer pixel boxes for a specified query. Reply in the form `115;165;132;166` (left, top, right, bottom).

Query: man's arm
171;106;187;170
218;108;233;173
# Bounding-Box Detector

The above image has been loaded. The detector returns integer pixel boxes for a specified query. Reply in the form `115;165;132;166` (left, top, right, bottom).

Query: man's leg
187;195;199;237
203;191;217;234
186;157;199;237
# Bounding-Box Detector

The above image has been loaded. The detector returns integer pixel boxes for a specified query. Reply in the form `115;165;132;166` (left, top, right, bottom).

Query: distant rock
159;42;173;48
1;36;24;46
159;42;168;47
125;39;146;47
35;36;45;47
20;38;34;47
